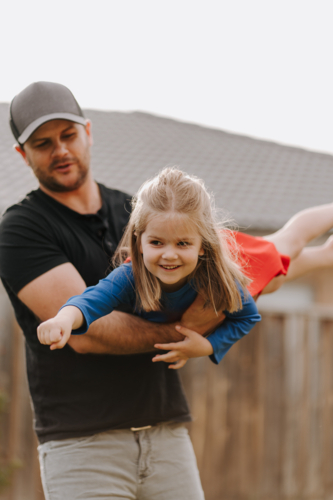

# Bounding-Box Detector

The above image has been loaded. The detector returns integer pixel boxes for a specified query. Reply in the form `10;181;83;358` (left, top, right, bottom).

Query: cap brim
18;113;87;144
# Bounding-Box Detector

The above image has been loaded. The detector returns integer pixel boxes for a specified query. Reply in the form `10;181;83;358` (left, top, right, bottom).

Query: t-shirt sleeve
63;264;136;334
0;207;69;294
207;289;261;365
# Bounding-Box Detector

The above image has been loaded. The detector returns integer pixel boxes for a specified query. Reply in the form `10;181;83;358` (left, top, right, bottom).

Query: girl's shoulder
106;262;135;286
100;263;136;306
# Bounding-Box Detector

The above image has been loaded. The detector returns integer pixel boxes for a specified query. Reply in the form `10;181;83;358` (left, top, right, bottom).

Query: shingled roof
1;102;332;231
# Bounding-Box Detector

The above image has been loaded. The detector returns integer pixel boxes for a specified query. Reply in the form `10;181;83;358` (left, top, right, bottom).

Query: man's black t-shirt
0;184;190;443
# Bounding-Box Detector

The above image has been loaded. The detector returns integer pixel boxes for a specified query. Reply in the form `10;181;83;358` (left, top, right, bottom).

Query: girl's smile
140;214;204;293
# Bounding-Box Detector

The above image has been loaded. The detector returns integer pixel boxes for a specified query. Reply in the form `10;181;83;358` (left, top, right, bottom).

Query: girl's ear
199;247;205;256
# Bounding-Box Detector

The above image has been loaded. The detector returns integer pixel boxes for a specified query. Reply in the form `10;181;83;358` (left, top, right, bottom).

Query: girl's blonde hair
114;167;250;313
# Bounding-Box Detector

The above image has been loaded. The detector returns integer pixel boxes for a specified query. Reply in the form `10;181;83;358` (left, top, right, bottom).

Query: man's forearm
68;311;183;354
68;294;226;355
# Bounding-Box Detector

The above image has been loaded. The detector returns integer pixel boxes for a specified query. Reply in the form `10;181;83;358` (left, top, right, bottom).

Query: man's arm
18;263;225;355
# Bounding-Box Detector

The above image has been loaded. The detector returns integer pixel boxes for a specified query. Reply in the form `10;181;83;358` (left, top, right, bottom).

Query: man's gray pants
38;423;205;500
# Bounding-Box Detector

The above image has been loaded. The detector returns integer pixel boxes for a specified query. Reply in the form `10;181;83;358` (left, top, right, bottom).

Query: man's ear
85;120;93;147
14;144;29;166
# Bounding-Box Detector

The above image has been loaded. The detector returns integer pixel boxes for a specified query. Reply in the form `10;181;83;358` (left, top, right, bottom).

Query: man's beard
29;148;91;193
36;162;89;192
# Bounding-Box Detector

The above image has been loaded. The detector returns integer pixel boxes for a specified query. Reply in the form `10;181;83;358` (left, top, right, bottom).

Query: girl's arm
206;292;261;364
63;264;135;335
37;306;84;350
153;291;261;368
37;264;136;350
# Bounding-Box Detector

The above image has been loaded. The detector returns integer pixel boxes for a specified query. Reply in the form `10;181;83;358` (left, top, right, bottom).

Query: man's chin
39;173;88;193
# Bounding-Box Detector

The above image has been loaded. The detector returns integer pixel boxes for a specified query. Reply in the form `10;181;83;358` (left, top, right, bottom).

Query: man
0;82;222;499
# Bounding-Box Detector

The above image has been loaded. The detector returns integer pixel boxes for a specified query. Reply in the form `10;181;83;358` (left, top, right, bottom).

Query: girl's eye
178;241;190;247
151;240;162;246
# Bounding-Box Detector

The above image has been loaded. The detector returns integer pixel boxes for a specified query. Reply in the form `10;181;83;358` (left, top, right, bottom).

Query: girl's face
140;213;204;292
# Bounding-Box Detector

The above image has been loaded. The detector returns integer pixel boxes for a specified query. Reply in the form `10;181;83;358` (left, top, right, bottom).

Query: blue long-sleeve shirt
64;263;261;364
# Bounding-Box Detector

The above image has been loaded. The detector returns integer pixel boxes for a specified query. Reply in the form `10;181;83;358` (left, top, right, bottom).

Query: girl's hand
37;317;73;350
153;325;214;369
37;306;83;350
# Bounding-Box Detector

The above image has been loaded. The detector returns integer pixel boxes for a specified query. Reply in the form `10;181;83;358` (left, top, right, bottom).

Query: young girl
150;201;333;367
37;167;262;367
38;167;333;367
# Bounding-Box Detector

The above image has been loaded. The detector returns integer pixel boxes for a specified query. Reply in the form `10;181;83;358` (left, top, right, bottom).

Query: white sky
2;0;333;154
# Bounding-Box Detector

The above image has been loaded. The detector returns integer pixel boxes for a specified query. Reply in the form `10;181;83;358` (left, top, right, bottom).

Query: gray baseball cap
10;82;86;145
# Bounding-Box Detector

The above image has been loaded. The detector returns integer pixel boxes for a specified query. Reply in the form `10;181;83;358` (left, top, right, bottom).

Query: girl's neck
159;276;189;293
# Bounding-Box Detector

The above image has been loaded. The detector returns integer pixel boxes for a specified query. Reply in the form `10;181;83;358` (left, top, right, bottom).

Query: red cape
232;232;290;296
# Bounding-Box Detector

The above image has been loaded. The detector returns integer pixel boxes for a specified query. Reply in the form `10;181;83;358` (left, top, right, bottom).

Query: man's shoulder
98;183;132;238
1;190;45;226
98;183;132;206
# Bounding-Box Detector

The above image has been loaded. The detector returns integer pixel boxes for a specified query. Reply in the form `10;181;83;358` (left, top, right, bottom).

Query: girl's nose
162;246;178;260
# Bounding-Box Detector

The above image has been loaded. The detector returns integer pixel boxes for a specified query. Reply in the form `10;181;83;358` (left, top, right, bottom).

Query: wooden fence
1;304;333;500
0;299;43;500
182;308;333;500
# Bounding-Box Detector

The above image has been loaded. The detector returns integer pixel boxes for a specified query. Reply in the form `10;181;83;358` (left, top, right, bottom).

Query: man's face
16;119;93;193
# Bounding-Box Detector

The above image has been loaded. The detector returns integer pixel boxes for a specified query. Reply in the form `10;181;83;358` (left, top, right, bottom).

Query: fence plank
260;315;285;499
0;309;44;500
281;314;306;497
303;316;323;497
321;320;333;494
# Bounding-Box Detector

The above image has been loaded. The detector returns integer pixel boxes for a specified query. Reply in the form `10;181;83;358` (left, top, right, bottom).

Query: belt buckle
130;425;152;432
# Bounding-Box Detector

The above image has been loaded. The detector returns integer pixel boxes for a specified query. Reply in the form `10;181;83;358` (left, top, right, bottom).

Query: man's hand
180;294;226;336
153;325;214;370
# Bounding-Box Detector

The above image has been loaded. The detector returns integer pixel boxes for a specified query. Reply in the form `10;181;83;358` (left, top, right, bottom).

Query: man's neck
39;175;102;214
